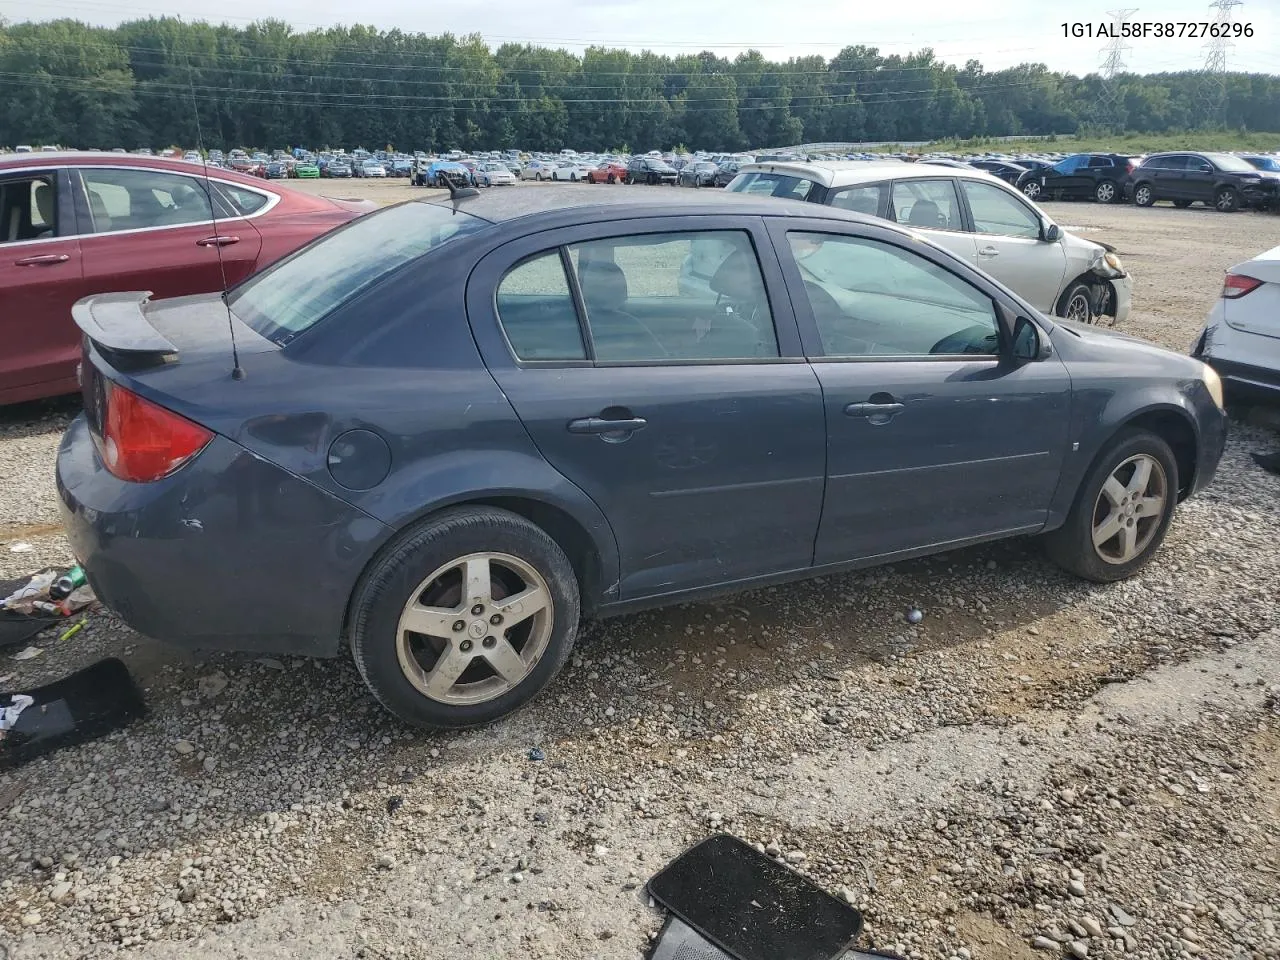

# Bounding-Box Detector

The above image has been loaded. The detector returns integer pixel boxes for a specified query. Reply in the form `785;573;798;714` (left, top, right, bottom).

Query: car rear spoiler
72;291;178;356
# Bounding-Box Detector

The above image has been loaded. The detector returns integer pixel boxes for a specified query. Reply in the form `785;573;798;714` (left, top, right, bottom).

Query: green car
294;162;320;179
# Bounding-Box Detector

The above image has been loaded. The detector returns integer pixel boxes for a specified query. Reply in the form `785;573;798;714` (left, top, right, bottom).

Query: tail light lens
94;381;213;482
1222;273;1263;299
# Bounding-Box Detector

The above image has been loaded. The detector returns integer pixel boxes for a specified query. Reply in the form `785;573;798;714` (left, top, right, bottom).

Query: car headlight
1200;362;1225;411
1104;251;1124;272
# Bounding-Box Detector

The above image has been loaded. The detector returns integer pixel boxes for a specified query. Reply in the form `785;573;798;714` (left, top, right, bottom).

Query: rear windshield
229;201;489;343
726;171;819;201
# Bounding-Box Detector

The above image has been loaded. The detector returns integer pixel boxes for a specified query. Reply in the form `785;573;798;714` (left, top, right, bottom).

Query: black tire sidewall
350;507;580;729
1134;183;1154;206
1046;429;1179;583
1058;283;1095;324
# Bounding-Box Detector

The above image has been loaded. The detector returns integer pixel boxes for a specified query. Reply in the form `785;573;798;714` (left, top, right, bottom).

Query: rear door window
890;179;962;231
78;168;214;233
827;183;887;218
0;173;58;242
496;252;586;361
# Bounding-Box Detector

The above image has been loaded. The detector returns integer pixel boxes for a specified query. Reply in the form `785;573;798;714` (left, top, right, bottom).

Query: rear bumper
1202;355;1280;399
57;415;391;657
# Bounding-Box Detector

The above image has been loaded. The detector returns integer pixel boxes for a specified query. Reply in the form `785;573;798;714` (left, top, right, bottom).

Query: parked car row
1015;151;1278;212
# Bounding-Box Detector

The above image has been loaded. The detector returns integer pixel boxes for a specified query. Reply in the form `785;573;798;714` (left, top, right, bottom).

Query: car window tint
786;231;1000;358
217;183;270;216
726;172;817;200
567;230;778;363
79;168;213;233
0;174;57;242
890;179;962;231
1087;157;1112;168
828;183;885;217
496;252;586;361
961;180;1041;239
1053;156;1084;174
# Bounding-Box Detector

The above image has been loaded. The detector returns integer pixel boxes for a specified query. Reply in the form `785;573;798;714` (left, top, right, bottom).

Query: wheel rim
1065;291;1092;322
1136;186;1151;205
1216;190;1234;211
1024;182;1040;198
395;552;554;706
1091;454;1167;565
1097;182;1114;202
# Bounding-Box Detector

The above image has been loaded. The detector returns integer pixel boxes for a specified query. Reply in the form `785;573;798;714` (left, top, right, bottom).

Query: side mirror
1043;223;1061;243
1012;316;1050;362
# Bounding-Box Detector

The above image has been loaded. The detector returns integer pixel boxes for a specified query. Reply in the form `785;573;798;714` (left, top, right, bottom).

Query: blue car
58;190;1227;729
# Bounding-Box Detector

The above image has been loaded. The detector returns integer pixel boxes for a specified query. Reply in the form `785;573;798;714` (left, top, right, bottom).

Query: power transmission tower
1196;0;1242;128
1093;9;1137;132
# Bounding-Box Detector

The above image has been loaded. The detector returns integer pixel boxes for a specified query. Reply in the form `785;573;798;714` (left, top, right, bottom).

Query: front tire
1133;182;1155;207
536;173;543;181
1094;180;1118;204
1214;187;1239;212
1044;429;1178;583
349;507;580;729
608;174;616;184
1057;282;1096;324
1022;180;1042;200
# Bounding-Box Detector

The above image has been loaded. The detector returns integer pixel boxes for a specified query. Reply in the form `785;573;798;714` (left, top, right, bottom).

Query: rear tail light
94;381;213;482
1222;273;1263;299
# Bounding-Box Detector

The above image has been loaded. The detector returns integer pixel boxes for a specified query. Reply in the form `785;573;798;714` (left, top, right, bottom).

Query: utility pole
1094;9;1137;132
1196;0;1243;128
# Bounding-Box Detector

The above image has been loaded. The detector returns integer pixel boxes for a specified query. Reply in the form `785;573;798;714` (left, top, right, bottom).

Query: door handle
14;253;70;266
845;400;905;422
977;246;1000;258
567;416;648;435
197;236;240;247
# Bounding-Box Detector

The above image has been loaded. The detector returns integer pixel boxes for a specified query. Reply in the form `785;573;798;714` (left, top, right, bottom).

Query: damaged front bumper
1089;246;1132;322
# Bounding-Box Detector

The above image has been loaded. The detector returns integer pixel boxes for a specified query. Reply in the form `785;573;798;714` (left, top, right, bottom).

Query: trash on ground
1;693;34;733
386;796;404;816
0;658;147;770
528;747;546;761
646;833;897;960
7;542;33;554
11;646;43;661
906;607;924;624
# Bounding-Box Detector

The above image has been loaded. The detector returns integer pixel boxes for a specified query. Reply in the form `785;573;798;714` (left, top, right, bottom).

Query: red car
587;161;628;184
0;153;374;404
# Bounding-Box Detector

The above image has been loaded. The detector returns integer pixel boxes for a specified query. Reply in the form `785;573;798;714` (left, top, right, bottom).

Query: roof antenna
182;48;244;381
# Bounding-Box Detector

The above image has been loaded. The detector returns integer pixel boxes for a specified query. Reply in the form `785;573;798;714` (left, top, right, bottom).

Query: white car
551;161;593;182
360;160;388;178
724;160;1132;325
520;160;557;181
1193;245;1280;402
475;162;516;187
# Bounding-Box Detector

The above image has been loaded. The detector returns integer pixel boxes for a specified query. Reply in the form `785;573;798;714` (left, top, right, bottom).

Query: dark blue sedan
57;189;1227;728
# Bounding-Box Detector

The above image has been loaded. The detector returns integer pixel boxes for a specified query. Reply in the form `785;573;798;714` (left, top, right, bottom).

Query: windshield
1206;153;1258;173
1245;156;1280;171
229;201;490;343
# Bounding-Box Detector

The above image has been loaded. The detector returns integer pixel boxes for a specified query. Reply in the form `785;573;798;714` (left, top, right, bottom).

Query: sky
4;0;1278;76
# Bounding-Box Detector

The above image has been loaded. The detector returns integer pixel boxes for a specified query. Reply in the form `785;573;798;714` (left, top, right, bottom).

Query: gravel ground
1;197;1278;960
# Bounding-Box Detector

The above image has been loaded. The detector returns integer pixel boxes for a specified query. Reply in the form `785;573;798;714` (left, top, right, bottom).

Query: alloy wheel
1096;181;1115;203
1065;290;1092;323
1023;181;1041;199
395;552;553;705
1091;454;1167;564
1135;185;1152;206
1215;189;1237;212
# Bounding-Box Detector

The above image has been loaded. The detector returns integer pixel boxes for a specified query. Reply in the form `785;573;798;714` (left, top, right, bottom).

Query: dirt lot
1;184;1278;960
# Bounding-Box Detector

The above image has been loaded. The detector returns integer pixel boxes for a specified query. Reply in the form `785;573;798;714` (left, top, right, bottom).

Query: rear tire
1094;180;1118;204
1044;429;1178;583
1133;182;1155;207
1215;187;1239;212
349;507;580;729
1022;180;1042;200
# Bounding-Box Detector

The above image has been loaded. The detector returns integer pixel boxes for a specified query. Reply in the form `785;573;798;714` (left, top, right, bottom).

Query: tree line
1;17;1277;152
